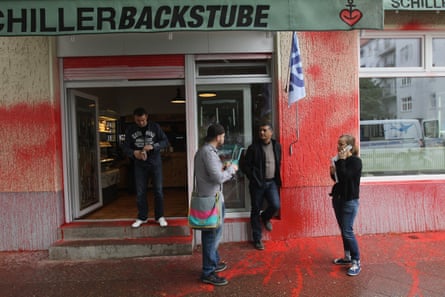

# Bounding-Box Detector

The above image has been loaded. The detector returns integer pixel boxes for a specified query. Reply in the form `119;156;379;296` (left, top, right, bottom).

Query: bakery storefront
6;1;444;255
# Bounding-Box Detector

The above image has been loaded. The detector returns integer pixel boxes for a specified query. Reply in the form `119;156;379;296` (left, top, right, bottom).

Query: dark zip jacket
242;139;282;188
122;121;169;167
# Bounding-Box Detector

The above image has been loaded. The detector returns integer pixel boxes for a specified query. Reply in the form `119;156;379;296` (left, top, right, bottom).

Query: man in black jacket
242;123;282;250
122;107;169;228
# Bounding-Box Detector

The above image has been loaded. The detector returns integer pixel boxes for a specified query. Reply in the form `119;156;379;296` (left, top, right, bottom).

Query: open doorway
67;85;188;220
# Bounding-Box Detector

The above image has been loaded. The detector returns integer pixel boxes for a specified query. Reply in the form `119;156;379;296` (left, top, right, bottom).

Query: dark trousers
134;164;164;221
250;180;280;242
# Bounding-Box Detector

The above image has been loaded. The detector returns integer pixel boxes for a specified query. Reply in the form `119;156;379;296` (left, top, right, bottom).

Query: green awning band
0;0;383;36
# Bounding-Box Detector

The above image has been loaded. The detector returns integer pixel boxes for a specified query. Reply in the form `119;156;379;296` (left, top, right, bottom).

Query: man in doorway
194;123;238;286
242;123;282;250
122;107;169;228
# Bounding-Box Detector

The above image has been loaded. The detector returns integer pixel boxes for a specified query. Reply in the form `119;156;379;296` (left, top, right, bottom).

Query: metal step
49;219;193;260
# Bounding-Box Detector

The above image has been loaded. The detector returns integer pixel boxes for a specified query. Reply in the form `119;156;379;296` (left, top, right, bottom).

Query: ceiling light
171;88;185;104
199;92;217;98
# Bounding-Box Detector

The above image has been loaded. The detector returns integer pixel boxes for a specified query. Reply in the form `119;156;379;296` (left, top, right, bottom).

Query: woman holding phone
329;134;362;276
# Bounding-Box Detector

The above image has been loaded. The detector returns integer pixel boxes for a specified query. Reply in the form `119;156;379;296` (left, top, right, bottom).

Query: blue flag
288;32;306;105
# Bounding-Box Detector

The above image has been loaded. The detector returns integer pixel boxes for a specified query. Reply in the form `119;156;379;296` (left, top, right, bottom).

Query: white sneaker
157;217;168;227
131;219;148;228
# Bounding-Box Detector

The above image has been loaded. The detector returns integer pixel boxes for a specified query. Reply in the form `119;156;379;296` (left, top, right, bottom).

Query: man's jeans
134;164;164;221
250;180;280;242
332;198;360;261
201;201;225;277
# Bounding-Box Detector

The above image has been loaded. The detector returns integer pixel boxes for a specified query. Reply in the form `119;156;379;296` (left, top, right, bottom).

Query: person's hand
134;150;146;160
143;144;154;151
232;164;239;172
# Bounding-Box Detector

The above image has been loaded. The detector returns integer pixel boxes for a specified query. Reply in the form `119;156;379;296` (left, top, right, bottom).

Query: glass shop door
68;90;103;218
197;85;252;211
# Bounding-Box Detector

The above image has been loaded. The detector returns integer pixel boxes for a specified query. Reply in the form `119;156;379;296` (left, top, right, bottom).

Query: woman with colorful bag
193;123;238;286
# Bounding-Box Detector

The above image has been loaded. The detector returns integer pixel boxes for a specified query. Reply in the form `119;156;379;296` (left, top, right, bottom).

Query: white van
360;119;424;149
360;119;428;175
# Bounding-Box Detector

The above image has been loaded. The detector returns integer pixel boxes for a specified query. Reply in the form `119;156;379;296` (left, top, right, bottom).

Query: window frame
359;30;445;181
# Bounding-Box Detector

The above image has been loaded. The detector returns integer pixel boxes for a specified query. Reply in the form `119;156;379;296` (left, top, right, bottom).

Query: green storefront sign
0;0;383;36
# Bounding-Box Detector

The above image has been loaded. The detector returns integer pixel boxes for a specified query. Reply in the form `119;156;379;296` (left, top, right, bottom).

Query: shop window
360;32;445;177
360;37;422;68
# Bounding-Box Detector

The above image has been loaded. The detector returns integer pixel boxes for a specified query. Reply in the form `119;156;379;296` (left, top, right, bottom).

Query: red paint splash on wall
0;102;62;192
399;21;428;31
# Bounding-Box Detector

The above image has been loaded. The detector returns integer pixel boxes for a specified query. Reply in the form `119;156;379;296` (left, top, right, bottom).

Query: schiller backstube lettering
0;5;270;33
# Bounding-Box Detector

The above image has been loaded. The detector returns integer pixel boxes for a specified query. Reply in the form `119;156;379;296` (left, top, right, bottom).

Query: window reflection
360;77;445;176
433;38;445;67
360;38;422;68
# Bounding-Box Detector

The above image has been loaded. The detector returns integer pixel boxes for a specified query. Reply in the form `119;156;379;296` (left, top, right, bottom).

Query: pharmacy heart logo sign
340;9;363;27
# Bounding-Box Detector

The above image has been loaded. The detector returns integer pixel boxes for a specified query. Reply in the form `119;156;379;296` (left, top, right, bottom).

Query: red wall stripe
63;55;185;69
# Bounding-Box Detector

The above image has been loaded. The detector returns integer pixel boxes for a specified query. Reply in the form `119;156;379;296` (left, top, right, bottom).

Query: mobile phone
344;145;352;152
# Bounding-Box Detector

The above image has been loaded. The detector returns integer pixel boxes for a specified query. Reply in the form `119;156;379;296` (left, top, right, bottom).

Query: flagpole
285;31;293;99
288;31;295;155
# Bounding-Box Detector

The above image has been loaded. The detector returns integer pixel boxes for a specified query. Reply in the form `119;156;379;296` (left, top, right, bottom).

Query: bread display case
99;114;120;203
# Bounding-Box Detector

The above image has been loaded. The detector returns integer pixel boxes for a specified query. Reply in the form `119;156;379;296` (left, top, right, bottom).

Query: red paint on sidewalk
2;231;444;297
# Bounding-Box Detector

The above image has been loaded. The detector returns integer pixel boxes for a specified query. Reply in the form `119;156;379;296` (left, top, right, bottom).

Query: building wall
0;37;64;250
271;31;363;239
1;11;445;251
264;15;445;241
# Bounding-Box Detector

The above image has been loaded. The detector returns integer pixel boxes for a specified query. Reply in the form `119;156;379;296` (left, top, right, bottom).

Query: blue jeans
332;198;360;261
134;164;164;221
250;180;280;242
201;201;225;277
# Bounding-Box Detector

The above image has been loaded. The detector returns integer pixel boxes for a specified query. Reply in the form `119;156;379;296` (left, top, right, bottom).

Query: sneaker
131;219;148;228
215;262;227;273
347;260;361;276
201;273;228;286
333;258;352;265
157;217;168;227
254;240;264;250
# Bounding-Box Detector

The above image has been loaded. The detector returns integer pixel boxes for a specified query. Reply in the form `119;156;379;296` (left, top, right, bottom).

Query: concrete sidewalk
1;231;445;297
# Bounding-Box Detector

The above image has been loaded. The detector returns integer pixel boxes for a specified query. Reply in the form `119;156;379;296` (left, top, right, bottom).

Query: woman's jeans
134;164;164;221
250;180;281;242
332;197;360;261
202;201;225;277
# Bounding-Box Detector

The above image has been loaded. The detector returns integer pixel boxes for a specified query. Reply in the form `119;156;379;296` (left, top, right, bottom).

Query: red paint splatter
399;22;428;31
306;65;322;80
0;102;62;192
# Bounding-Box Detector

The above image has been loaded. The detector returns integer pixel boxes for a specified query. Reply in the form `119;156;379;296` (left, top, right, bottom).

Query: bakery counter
101;168;120;204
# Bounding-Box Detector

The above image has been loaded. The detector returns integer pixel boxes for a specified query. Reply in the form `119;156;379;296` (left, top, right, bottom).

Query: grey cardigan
193;143;236;199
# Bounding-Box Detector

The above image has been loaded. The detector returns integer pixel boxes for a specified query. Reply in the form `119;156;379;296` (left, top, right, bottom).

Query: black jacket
242;139;282;188
330;155;362;201
121;121;169;167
